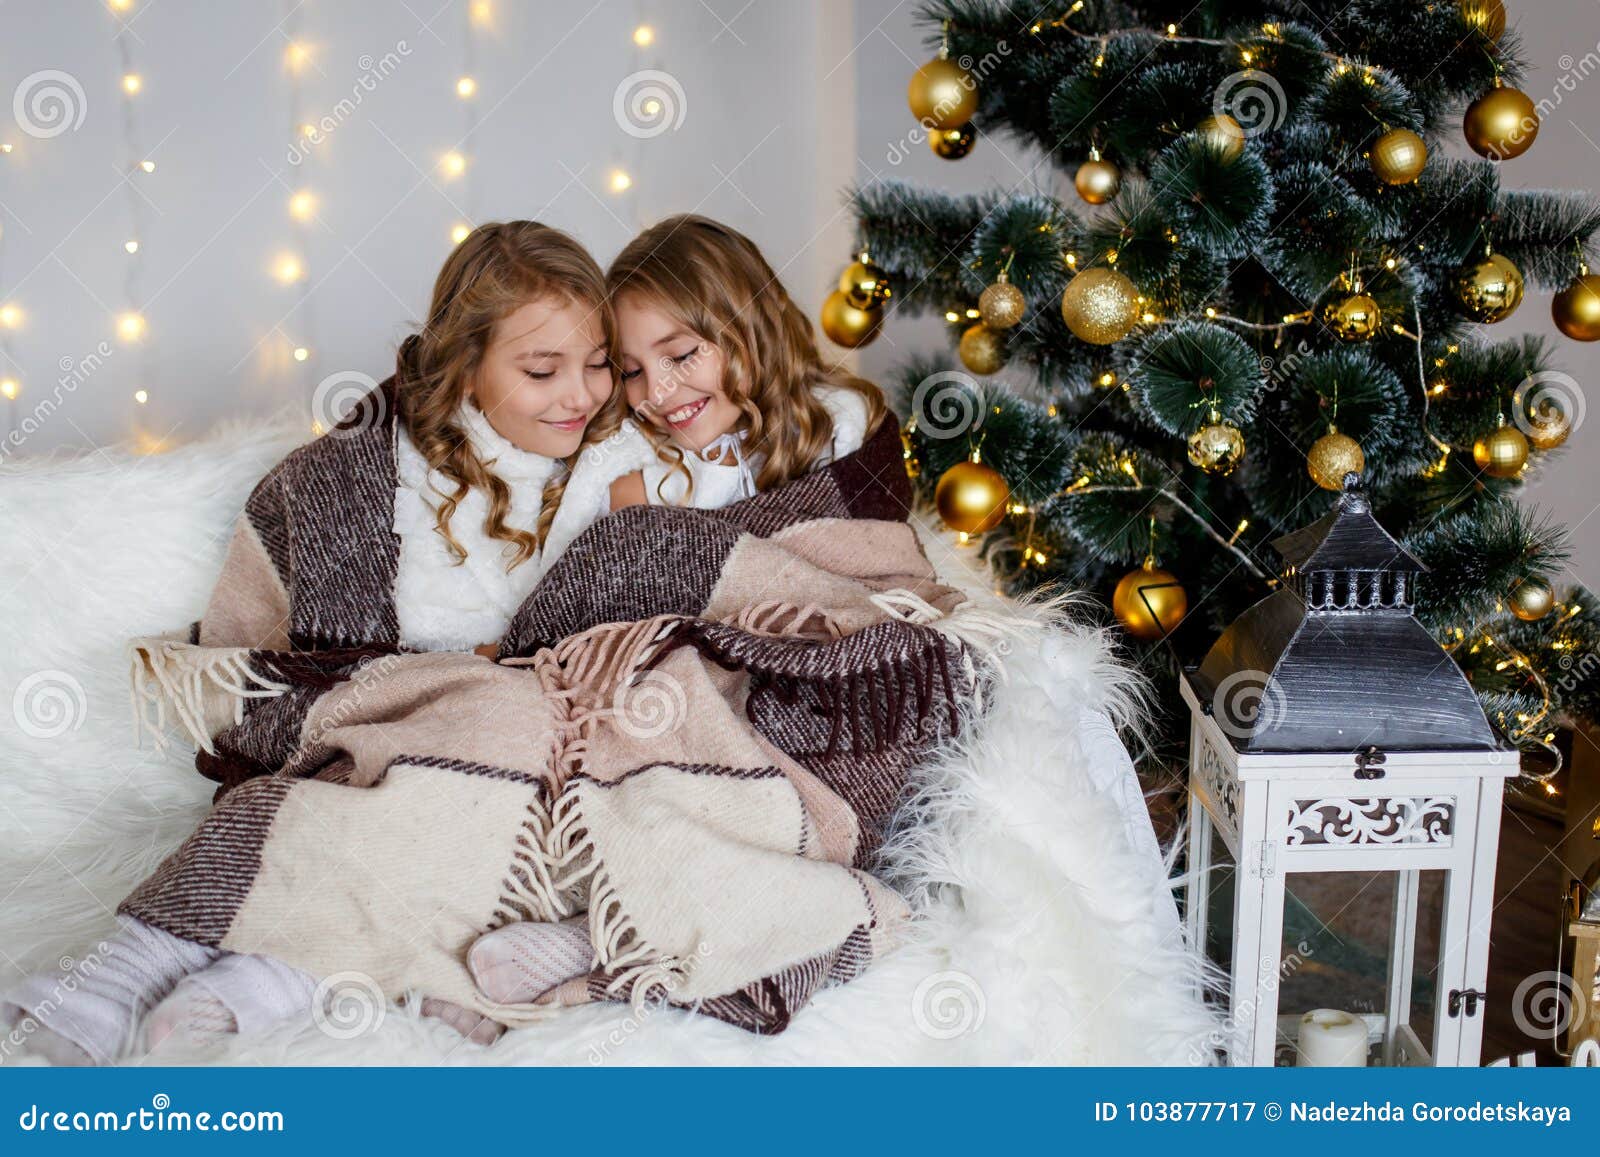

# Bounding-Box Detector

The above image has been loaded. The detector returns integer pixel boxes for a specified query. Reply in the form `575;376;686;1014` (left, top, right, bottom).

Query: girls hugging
1;214;997;1065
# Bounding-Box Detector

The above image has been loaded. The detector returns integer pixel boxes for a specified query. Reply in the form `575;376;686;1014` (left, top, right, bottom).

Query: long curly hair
394;221;623;569
605;214;885;497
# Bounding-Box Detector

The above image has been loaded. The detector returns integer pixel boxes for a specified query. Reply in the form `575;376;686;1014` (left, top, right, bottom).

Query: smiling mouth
543;413;589;432
662;397;709;430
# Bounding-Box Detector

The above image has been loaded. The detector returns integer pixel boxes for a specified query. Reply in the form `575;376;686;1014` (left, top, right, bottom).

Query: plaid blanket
118;418;992;1033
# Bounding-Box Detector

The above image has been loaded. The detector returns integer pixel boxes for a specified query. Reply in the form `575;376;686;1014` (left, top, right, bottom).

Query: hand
474;642;500;660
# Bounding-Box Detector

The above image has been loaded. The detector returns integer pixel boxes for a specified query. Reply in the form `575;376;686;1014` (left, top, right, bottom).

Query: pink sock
468;918;593;1004
142;952;318;1054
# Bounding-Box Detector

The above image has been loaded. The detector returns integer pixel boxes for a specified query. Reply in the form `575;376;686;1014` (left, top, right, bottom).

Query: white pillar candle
1296;1009;1369;1067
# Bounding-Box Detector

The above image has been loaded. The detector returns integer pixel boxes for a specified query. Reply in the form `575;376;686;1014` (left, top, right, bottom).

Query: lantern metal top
1186;473;1505;754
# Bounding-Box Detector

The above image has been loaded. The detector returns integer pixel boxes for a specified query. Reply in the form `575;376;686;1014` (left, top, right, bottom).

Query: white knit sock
0;916;221;1065
142;952;318;1054
468;918;593;1004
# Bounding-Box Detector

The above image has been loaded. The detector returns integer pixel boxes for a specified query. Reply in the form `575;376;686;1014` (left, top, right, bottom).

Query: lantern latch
1447;988;1485;1018
1353;745;1387;780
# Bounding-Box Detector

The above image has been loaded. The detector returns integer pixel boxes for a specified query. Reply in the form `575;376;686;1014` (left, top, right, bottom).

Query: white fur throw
0;412;1218;1065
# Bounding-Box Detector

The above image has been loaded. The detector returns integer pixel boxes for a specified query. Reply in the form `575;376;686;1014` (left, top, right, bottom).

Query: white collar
455;398;564;490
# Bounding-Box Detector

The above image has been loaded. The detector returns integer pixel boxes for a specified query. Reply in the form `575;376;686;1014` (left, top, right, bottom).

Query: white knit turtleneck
392;400;563;652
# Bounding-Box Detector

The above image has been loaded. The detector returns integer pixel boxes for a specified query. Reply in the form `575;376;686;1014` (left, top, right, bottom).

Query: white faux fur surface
0;415;1219;1066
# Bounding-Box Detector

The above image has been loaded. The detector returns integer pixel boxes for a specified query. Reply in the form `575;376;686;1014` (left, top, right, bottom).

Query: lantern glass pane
1273;869;1446;1066
1200;822;1236;978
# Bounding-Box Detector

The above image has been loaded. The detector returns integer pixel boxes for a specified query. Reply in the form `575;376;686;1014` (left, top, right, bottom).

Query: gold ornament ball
1463;85;1539;159
1524;397;1573;450
1074;157;1122;205
1509;577;1555;622
1370;127;1428;185
1322;292;1383;341
934;458;1009;535
1553;273;1600;341
929;122;976;159
1112;563;1188;641
819;289;881;349
1196;114;1246;162
1455;252;1524;322
1473;424;1529;477
1186;420;1247;475
908;57;978;131
1061;267;1139;345
978;278;1026;329
1307;430;1365;491
1461;0;1507;40
958;323;1006;375
839;260;891;310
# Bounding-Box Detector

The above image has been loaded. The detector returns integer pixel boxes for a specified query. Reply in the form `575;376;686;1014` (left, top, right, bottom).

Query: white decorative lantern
1180;476;1515;1067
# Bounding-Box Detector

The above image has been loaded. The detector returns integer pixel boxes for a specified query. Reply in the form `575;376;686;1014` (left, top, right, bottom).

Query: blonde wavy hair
606;214;885;497
394;220;623;569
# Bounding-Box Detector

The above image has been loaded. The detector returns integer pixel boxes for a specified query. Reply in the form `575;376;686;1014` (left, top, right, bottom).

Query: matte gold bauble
908;56;978;131
1463;84;1538;159
1369;127;1428;185
1074;151;1121;205
978;273;1026;329
819;289;881;349
1322;292;1383;341
929;122;976;159
1509;577;1555;622
1186;416;1247;475
958;323;1006;375
1112;561;1188;641
1553;273;1600;341
1196;114;1245;162
1473;424;1529;477
839;259;891;310
1455;252;1524;322
1461;0;1507;40
1061;267;1139;345
1307;429;1365;491
934;457;1009;535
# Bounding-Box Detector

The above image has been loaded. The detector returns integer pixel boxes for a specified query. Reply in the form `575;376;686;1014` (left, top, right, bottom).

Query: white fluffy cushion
0;416;1217;1065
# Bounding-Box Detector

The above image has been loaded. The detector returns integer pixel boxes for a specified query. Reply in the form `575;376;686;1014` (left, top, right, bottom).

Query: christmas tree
829;0;1600;769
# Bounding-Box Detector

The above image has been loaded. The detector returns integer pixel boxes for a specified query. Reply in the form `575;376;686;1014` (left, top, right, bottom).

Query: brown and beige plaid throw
119;408;989;1034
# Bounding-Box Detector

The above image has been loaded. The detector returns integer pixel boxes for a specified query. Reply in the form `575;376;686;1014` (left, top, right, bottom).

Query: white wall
851;0;1600;585
0;0;858;454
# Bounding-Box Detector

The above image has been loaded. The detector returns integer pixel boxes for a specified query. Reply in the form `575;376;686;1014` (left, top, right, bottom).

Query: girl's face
615;293;743;453
469;296;612;458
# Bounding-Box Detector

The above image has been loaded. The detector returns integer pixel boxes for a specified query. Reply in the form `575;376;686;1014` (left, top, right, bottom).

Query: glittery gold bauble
1196;113;1245;162
1061;267;1139;345
819;289;881;349
934;458;1009;535
1553;273;1600;341
1112;562;1188;641
929;122;976;159
1509;577;1555;622
1461;0;1507;40
978;275;1026;329
1523;395;1573;450
1186;418;1247;475
839;259;891;309
1455;252;1524;322
1307;429;1365;491
1463;84;1538;159
1473;424;1529;477
958;323;1006;375
900;426;920;479
1369;127;1428;185
908;57;978;131
1321;292;1383;341
1074;155;1121;205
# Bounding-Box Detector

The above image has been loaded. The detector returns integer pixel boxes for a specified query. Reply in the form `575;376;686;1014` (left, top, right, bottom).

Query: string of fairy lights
2;0;660;441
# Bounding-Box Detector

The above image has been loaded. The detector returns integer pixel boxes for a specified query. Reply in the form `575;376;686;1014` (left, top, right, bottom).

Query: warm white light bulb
633;24;655;46
124;239;139;254
0;143;12;154
440;152;466;178
139;159;155;173
286;43;310;71
122;73;142;95
293;346;310;362
456;76;477;98
451;222;472;244
134;388;149;404
0;378;18;400
273;253;305;284
469;0;491;25
289;190;316;220
117;312;146;341
0;304;21;328
109;0;133;11
608;168;632;193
